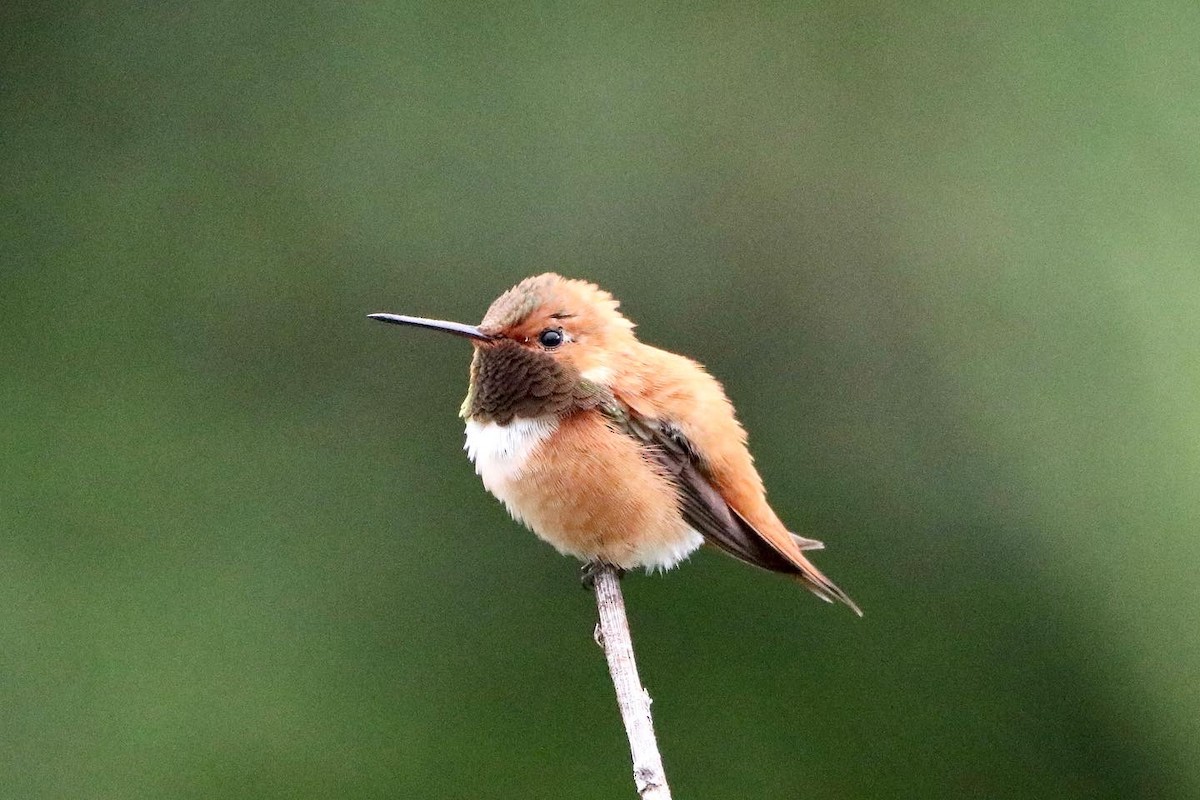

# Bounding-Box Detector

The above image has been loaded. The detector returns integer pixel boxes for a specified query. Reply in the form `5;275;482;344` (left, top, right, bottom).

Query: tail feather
791;532;825;551
792;558;862;616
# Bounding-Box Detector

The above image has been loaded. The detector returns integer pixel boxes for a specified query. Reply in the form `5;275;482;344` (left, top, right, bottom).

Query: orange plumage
370;273;859;614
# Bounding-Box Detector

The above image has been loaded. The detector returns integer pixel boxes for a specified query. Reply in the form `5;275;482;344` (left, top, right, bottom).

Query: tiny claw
580;561;625;589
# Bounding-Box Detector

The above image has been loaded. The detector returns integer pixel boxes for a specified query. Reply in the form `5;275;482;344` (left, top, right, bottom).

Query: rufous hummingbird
370;273;859;614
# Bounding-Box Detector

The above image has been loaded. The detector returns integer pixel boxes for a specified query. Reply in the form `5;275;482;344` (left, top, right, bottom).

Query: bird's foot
580;561;625;590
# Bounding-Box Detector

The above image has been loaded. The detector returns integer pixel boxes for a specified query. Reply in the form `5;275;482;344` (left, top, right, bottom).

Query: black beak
367;313;493;341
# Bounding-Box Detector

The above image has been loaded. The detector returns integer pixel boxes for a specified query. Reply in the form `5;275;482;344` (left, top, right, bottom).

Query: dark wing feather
600;400;822;573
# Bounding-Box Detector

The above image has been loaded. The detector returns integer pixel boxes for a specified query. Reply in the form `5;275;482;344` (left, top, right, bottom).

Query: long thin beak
367;313;493;341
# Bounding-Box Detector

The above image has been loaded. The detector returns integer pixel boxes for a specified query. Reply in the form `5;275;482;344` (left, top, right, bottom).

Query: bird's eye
538;328;564;348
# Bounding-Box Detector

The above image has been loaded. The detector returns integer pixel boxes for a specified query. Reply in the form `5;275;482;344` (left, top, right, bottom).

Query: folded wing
600;398;861;614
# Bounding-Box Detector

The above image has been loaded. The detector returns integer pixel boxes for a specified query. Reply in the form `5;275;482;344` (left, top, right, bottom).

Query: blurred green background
4;2;1198;798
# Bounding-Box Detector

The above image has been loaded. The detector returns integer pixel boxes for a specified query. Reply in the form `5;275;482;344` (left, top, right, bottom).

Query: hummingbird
369;273;859;614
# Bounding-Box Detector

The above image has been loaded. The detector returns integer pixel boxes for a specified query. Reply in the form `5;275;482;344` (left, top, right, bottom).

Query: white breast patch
463;417;558;491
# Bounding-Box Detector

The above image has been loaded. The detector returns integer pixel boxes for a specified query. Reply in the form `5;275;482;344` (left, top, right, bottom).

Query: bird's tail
790;553;862;616
722;507;862;615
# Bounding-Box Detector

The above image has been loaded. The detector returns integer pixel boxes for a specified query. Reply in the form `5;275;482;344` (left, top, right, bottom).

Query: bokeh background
4;3;1199;798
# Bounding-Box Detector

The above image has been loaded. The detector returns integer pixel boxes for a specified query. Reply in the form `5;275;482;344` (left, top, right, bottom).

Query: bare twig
592;564;673;799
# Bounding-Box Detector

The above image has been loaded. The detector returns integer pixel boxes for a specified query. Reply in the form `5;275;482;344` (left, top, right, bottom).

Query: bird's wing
599;398;863;602
599;395;860;613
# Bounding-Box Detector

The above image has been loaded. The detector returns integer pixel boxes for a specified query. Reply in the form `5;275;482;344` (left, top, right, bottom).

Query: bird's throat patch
461;342;605;424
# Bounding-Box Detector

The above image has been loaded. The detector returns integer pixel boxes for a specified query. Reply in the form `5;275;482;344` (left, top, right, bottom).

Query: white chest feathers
463;417;558;492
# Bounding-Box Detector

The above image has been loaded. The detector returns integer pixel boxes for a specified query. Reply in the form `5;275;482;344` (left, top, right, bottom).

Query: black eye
538;328;564;348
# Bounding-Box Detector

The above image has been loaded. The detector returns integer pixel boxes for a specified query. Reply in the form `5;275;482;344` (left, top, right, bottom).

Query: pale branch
591;564;673;800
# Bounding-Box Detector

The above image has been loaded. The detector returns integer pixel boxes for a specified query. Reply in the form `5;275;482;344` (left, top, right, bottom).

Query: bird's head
369;273;635;423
